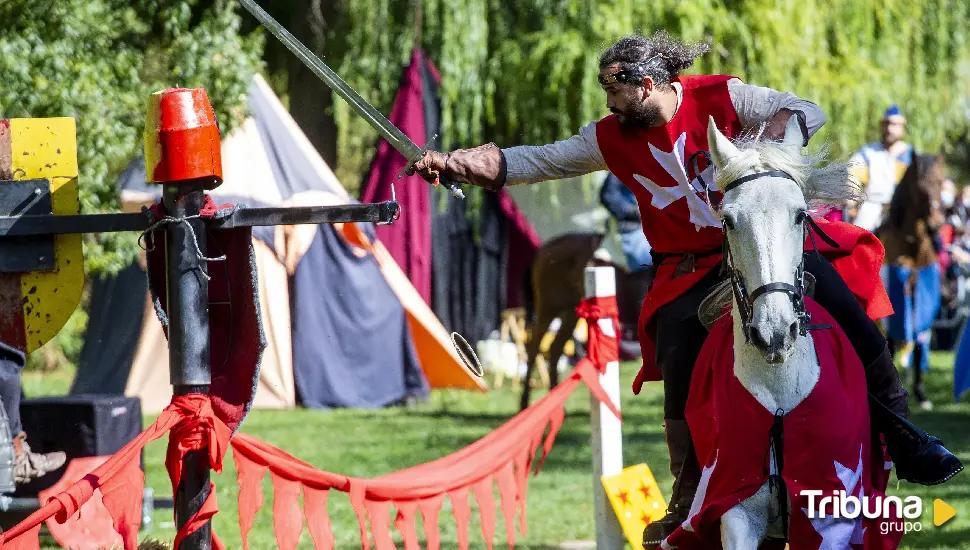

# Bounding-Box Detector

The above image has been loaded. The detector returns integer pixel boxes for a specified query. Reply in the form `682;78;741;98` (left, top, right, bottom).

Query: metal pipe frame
0;201;399;237
163;185;212;549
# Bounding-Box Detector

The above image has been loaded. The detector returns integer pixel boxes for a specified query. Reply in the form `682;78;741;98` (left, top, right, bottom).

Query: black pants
0;342;25;435
656;252;903;420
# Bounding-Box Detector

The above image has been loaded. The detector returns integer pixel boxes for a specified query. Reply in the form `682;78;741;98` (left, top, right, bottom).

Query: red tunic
659;299;904;550
594;75;894;393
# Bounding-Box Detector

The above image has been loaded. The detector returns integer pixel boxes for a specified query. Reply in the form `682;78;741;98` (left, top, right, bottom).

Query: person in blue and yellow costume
848;104;915;231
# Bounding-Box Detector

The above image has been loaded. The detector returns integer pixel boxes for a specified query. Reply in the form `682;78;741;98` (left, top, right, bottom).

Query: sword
239;0;464;199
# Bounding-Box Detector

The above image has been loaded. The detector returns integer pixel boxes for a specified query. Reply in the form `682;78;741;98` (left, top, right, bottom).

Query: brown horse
877;153;947;270
875;152;947;407
519;232;652;410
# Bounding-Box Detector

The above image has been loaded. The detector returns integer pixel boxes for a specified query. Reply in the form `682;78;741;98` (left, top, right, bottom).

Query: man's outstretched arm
413;121;606;190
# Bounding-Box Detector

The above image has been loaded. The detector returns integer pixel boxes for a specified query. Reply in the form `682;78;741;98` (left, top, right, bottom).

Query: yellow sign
602;463;668;548
934;499;956;527
0;118;83;353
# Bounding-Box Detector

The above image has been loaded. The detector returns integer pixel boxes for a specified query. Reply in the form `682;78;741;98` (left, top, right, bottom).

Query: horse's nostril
750;326;769;350
789;320;799;340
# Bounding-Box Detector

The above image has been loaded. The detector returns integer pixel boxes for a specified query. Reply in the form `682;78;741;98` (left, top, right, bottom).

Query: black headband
598;54;664;86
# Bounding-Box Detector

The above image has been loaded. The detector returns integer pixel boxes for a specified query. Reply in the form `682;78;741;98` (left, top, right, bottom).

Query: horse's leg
522;310;555;411
546;311;579;389
720;484;771;550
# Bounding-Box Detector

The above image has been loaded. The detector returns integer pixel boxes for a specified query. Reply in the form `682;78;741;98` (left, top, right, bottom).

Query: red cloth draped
576;295;621;370
1;279;623;550
166;396;232;550
633;218;894;394
661;299;904;549
229;295;623;550
229;357;618;550
144;195;264;435
0;395;230;550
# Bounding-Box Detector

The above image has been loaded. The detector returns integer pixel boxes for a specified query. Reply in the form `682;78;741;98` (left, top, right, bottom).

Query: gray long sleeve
501;78;826;185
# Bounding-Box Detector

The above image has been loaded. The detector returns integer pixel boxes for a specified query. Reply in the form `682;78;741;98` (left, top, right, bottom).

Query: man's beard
614;101;662;130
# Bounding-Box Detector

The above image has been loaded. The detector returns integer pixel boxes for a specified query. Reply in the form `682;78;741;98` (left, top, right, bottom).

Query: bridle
688;151;839;343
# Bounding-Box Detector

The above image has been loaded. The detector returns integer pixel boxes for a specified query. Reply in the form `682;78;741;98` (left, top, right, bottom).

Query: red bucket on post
144;87;223;188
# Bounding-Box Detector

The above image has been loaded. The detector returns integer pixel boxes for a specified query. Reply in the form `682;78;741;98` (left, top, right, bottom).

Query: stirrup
642;508;685;547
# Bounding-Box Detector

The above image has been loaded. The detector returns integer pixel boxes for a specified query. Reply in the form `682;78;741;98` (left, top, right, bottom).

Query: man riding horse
412;31;963;546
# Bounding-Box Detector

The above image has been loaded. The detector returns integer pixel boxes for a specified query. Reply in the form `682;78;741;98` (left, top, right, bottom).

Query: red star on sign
641;512;652;525
617;489;630;506
638;483;651;499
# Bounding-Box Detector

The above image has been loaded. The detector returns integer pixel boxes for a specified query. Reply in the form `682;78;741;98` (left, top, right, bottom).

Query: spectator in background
847;105;915;231
599;172;653;273
0;342;66;487
950;183;970;227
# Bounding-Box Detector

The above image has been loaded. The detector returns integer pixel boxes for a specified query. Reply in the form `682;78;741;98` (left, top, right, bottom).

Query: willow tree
0;0;264;275
319;0;970;200
0;0;264;368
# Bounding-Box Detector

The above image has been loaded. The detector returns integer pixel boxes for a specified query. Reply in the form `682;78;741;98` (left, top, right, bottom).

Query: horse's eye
795;210;808;224
722;213;736;230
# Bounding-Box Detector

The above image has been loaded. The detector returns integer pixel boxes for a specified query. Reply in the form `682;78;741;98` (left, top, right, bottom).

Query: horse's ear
781;114;804;151
707;116;741;169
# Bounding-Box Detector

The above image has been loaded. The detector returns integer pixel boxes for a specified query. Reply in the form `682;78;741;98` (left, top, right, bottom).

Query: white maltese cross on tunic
632;132;721;231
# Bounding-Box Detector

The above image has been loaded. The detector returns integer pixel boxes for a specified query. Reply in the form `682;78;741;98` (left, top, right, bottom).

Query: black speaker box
13;394;143;496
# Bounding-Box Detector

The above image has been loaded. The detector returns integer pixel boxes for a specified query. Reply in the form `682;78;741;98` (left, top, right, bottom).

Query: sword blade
241;0;464;198
239;0;422;161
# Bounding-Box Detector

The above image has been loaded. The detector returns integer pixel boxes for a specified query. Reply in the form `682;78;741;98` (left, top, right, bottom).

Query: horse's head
706;116;850;363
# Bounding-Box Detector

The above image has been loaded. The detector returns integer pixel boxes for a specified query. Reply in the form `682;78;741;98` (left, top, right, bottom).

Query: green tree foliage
0;1;264;370
0;0;265;275
319;0;970;200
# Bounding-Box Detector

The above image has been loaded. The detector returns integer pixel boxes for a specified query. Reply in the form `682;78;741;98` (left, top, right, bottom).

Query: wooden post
585;266;626;549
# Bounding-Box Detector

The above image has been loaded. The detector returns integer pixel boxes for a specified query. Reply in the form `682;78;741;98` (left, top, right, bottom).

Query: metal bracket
0;179;56;273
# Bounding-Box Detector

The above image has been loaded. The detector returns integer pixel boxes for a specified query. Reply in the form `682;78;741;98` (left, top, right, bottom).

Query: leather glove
411;143;507;192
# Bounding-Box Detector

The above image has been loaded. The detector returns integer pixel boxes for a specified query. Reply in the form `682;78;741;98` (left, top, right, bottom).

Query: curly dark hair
598;31;711;89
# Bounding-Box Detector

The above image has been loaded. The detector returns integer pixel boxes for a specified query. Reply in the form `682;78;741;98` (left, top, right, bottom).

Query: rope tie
763;408;790;540
138;212;226;281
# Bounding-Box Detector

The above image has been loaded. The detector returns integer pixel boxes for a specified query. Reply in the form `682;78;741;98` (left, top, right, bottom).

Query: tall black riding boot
865;345;963;485
642;420;702;547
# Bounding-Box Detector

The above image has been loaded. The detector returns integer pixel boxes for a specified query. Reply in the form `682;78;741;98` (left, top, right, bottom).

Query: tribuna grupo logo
802;490;923;534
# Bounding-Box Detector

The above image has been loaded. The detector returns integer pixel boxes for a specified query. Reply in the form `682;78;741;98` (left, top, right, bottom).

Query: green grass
20;353;970;549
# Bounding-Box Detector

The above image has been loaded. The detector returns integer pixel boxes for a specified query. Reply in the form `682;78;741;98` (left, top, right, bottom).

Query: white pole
585;266;626;549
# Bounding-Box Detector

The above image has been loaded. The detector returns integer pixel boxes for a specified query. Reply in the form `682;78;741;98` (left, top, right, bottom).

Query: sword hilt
398;135;465;200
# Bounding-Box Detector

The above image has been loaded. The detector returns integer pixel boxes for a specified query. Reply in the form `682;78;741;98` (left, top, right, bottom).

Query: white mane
713;135;863;210
698;133;861;330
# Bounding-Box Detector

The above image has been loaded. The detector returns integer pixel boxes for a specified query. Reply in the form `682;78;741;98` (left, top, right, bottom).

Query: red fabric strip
575;295;621;370
393;501;420;550
2;524;40;550
575;358;622;421
215;355;618;550
495;462;518;549
304;487;335;550
417;495;444;550
365;499;395;550
166;395;231;550
271;473;304;550
450;487;472;550
512;448;531;537
0;407;181;547
99;459;145;550
535;403;568;476
349;484;371;550
234;449;267;550
471;476;498;550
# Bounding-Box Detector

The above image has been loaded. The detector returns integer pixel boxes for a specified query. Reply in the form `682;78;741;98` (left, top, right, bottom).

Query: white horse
702;115;862;548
